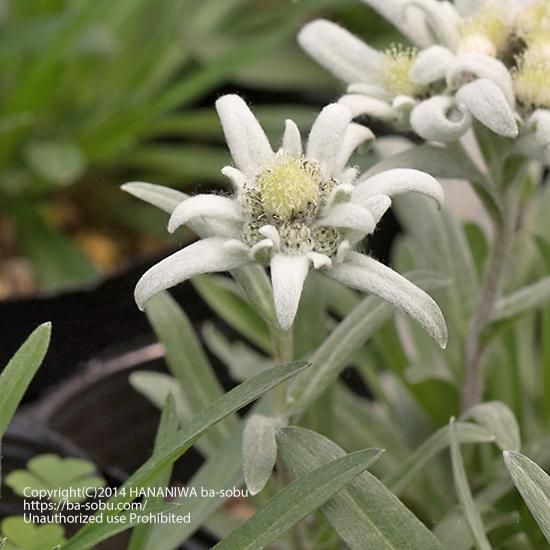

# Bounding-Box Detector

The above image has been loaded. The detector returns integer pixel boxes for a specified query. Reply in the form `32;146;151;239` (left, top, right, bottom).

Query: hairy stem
272;327;294;417
460;189;519;412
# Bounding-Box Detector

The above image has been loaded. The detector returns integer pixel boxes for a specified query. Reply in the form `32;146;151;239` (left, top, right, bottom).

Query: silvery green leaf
130;371;190;419
143;291;237;452
145;423;245;550
0;323;51;442
214;447;383;550
278;427;444;549
121;182;188;214
503;451;550;544
410;96;471;142
392;194;480;330
289;271;444;413
462;401;521;452
243;414;279;495
128;396;179;550
64;362;310;549
492;277;550;322
202;322;273;381
365;141;486;183
384;421;494;494
449;418;492;550
456;79;518;138
193;274;272;351
130;370;212;456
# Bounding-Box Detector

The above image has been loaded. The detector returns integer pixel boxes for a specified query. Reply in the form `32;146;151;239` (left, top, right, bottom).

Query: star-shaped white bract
127;95;447;347
300;1;550;162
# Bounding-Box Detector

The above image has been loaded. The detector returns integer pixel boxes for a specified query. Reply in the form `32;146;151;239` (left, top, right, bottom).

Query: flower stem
460;188;519;412
272;326;294;417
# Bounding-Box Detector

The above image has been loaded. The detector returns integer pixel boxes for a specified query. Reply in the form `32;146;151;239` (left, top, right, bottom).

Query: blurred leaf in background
0;0;394;295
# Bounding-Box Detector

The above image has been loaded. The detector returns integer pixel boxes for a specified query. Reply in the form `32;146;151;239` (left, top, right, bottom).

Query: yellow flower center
256;156;320;221
381;45;426;98
513;40;550;108
458;6;508;56
514;1;550;44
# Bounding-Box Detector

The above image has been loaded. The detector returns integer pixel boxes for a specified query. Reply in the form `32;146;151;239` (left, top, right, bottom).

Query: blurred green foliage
0;0;395;292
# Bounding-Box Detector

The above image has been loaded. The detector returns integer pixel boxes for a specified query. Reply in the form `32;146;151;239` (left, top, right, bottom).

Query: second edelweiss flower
298;18;518;144
129;95;447;347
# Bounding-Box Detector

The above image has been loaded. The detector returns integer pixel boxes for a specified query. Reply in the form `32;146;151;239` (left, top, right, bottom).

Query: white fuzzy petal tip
339;94;399;120
298;19;383;85
215;94;274;178
307;103;352;179
319;203;376;234
327;252;448;348
410;96;472;142
362;195;392;223
134;237;249;310
456;79;518;138
270;255;310;330
221;166;247;191
168;195;242;233
410;45;454;85
282;119;303;157
355;168;444;209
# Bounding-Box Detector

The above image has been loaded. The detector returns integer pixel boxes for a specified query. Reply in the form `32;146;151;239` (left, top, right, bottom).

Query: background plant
0;0;395;294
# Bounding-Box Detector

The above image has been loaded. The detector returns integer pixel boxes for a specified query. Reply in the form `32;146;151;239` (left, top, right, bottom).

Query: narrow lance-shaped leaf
145;292;236;451
491;277;550;323
128;395;179;550
278;426;445;549
289;272;443;413
64;361;309;549
243;414;279;496
145;422;246;550
383;422;494;494
213;448;383;550
193;275;272;352
449;417;492;550
462;401;520;452
0;323;51;439
503;451;550;544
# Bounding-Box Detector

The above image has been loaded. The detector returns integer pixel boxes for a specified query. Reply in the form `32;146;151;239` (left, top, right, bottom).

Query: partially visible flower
299;18;518;144
306;0;550;161
128;95;447;346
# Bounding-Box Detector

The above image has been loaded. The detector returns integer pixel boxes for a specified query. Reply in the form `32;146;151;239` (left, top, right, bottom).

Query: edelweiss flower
301;0;550;161
128;95;447;347
298;3;519;144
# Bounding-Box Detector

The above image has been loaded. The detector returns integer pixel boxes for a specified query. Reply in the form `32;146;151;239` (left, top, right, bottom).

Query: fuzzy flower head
299;0;550;162
298;17;519;145
127;95;447;346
